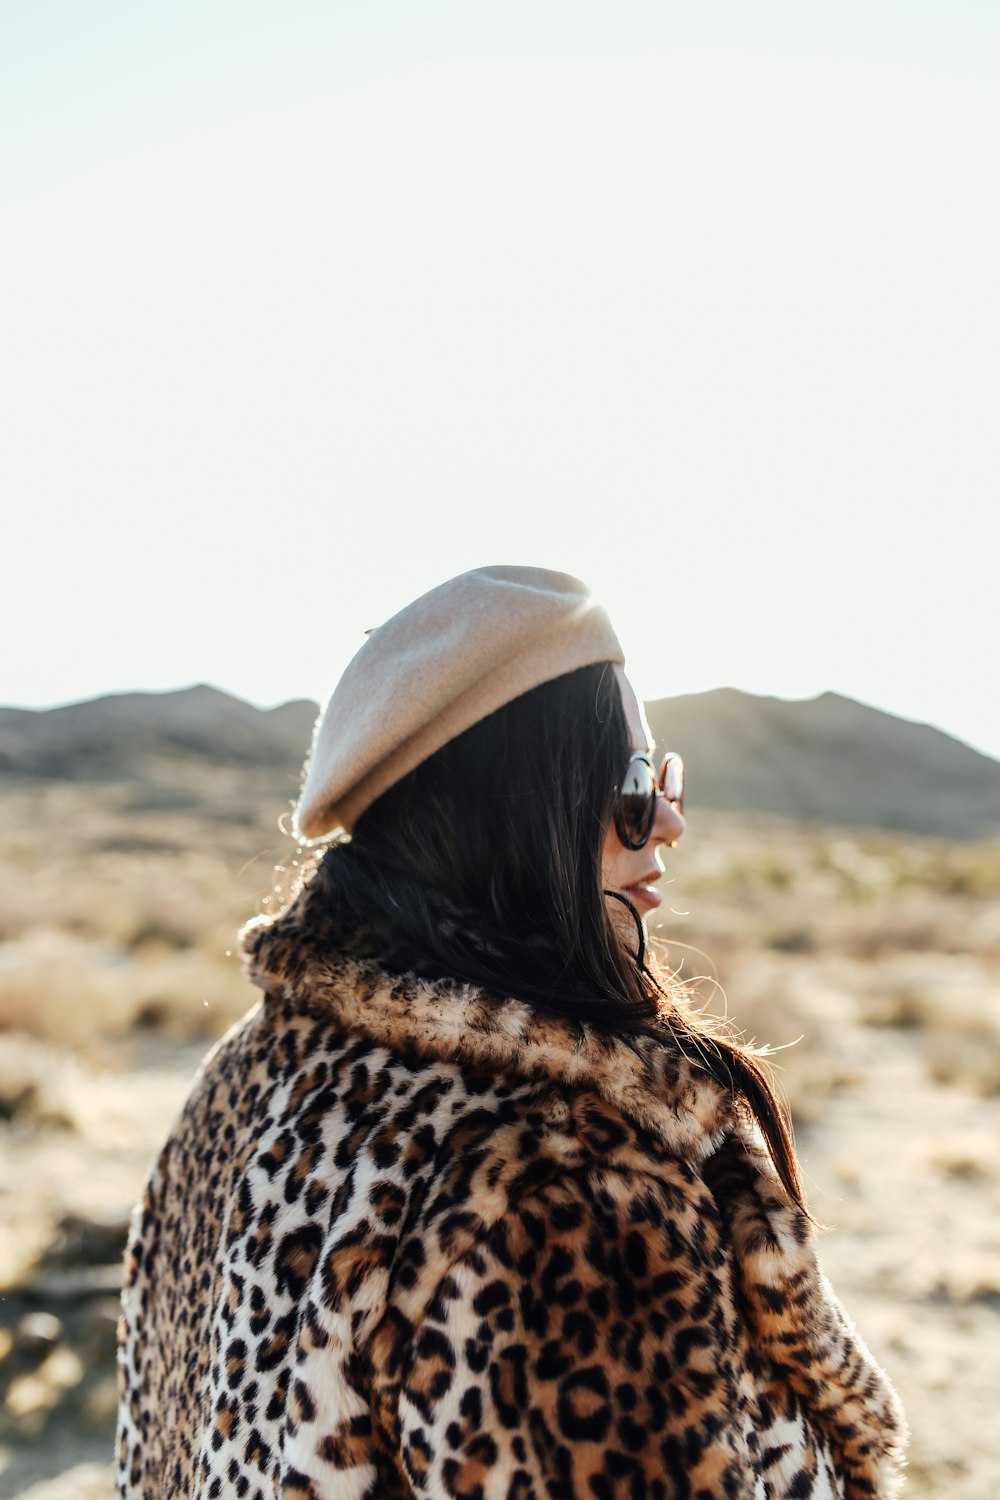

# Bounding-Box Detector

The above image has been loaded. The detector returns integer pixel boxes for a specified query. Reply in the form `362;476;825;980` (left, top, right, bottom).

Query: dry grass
1;788;1000;1496
0;776;295;1059
655;812;1000;1116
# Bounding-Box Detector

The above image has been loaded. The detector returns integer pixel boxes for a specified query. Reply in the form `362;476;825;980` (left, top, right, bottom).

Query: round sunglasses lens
619;759;656;845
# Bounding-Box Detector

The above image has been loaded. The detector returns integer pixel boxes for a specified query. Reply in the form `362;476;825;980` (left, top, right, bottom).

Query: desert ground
0;771;998;1498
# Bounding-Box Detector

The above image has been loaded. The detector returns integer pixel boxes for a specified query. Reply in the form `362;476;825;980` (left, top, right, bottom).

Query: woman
116;566;906;1499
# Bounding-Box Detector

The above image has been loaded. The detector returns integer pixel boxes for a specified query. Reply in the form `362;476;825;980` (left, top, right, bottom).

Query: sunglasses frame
614;750;685;851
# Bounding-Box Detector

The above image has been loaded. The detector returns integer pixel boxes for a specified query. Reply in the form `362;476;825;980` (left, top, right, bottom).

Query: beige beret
295;565;624;841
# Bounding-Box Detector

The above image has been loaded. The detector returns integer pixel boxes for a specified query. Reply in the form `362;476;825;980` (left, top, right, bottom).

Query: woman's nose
650;796;685;849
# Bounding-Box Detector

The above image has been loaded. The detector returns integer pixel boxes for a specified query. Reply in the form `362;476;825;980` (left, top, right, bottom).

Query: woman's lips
620;876;662;911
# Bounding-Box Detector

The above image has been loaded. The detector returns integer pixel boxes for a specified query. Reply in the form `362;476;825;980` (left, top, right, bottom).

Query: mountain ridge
1;683;997;838
644;687;999;838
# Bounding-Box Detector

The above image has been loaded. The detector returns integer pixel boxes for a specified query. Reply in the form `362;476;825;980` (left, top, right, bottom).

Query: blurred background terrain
0;687;998;1498
5;0;1000;1494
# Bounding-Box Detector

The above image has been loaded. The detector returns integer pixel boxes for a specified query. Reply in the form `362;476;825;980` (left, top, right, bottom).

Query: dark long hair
300;662;804;1207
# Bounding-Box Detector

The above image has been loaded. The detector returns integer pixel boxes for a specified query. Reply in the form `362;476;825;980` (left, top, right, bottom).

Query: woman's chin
605;890;652;949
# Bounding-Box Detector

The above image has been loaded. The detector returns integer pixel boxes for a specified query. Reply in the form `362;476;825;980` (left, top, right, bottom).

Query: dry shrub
0;929;251;1053
0;779;295;1051
852;954;1000;1095
0;1034;80;1130
924;843;1000;899
925;1132;996;1181
925;1034;1000;1098
924;1254;1000;1309
0;845;261;950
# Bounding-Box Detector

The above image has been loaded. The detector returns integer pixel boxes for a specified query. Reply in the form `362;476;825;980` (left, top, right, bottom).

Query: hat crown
295;565;624;841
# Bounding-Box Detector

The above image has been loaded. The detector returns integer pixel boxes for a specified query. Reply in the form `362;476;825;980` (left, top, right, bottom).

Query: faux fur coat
116;897;907;1499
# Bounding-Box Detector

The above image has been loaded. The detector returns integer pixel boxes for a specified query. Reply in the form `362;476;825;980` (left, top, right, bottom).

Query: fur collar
240;894;737;1166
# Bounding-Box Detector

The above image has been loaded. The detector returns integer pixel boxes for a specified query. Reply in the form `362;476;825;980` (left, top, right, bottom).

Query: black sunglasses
614;751;685;850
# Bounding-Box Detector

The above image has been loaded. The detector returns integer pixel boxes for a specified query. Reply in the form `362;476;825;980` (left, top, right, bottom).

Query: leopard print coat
117;896;907;1499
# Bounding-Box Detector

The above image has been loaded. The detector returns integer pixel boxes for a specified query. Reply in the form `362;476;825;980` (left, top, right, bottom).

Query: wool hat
294;565;624;841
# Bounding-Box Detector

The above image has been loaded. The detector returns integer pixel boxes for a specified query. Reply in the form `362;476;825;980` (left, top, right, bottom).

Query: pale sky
2;2;999;759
